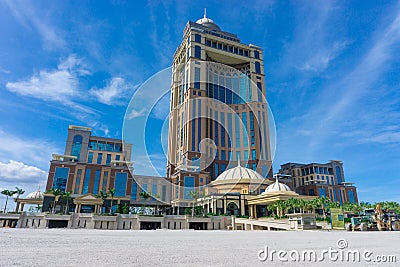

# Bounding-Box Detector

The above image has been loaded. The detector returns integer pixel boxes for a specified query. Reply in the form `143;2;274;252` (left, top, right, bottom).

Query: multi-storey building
43;126;171;213
278;160;358;204
167;13;273;211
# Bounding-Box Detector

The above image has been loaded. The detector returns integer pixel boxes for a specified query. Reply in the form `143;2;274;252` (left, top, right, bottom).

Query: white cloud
0;129;59;170
0;160;47;184
89;77;136;106
126;108;147;119
300;41;350;73
6;55;88;102
4;0;65;49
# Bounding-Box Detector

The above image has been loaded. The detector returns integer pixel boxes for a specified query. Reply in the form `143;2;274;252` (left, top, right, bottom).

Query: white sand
0;228;399;266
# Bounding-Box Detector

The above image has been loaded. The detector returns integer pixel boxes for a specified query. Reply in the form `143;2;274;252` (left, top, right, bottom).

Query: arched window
71;135;82;161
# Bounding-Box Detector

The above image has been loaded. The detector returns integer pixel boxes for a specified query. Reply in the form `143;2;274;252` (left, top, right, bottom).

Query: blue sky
0;0;399;205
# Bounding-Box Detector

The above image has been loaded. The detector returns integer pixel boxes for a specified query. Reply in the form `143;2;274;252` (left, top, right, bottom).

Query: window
252;163;257;170
221;150;226;160
348;191;355;203
83;169;91;194
194;34;201;43
319;188;326;198
244;151;249;161
88;152;93;163
115;154;121;161
93;170;101;194
242;112;248;147
131;182;137;200
252;149;256;160
257;82;263;102
235;114;241;148
97;153;103;164
236;151;241;162
214;163;219;177
71;135;82;161
255;62;261;74
74;169;82;194
161;185;166;202
53;167;69;192
106;154;111;165
183;176;195;200
335;166;342;184
254;50;260;59
152;184;157;200
194;45;201;59
194;67;200;89
115;172;128;196
102;171;108;191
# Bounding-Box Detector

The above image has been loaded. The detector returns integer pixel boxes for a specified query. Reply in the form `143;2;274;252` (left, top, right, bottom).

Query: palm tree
14;187;25;212
61;191;72;214
46;188;63;213
108;188;116;214
95;190;108;214
188;190;200;217
139;191;151;214
1;189;16;213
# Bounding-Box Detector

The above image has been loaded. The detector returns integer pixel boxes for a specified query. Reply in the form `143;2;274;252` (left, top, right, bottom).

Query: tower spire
204;7;207;18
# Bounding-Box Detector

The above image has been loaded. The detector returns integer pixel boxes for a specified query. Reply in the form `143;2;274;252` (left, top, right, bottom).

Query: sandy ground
0;229;399;267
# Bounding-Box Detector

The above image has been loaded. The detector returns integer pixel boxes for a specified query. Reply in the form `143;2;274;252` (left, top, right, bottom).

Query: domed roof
215;164;265;181
262;178;292;194
196;9;221;31
26;190;44;200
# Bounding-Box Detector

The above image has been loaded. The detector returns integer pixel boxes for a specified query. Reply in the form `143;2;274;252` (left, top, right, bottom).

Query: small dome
215;165;265;181
262;179;291;194
196;9;221;31
26;190;44;200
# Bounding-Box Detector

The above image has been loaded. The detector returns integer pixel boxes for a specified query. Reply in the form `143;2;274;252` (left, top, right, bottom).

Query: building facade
278;160;358;204
43;125;171;213
167;13;273;211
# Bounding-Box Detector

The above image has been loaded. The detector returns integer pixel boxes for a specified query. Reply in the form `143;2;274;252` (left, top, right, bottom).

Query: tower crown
195;8;221;31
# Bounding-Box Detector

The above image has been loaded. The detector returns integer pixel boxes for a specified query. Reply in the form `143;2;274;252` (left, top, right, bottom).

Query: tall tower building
167;12;272;209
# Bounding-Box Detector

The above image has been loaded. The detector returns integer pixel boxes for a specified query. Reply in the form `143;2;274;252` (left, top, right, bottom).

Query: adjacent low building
278;161;358;204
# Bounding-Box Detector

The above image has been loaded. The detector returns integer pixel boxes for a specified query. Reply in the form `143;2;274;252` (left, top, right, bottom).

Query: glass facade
115;172;128;197
131;182;137;200
88;152;93;163
348;190;355;203
183;176;195;200
162;185;166;202
255;62;261;74
194;45;201;59
82;169;91;194
53;167;69;192
71;135;82;161
106;154;111;165
335;166;342;184
97;153;103;164
74;169;82;194
102;171;108;191
93;169;101;194
242;112;248;147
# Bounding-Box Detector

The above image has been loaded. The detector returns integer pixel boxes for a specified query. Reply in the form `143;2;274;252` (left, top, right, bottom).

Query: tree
1;189;16;213
46;188;63;213
95;190;108;214
139;191;151;215
14;187;25;212
108;188;116;214
61;191;72;214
